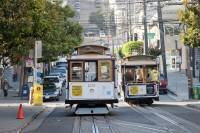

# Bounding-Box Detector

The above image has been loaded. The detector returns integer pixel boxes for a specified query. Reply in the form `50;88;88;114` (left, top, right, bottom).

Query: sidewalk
0;105;46;133
167;70;200;110
0;89;49;133
167;70;189;101
0;88;62;133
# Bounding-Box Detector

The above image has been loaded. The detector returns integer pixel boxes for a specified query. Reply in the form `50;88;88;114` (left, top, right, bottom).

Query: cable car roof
122;55;158;66
74;45;110;55
124;55;155;61
122;60;157;66
68;54;115;60
74;45;109;50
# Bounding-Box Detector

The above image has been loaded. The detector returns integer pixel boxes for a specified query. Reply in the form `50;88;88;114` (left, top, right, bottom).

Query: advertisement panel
69;82;114;100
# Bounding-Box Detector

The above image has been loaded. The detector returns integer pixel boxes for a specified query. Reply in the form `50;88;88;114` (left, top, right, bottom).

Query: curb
167;89;177;96
0;107;46;133
23;107;55;133
18;107;46;133
187;104;200;110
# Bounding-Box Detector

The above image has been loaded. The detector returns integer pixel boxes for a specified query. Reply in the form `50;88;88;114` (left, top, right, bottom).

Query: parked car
51;67;66;75
43;83;59;101
159;74;168;94
56;58;67;68
49;72;66;86
43;76;63;95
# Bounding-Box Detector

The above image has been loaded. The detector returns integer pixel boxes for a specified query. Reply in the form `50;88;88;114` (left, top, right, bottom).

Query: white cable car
65;45;118;114
120;55;160;105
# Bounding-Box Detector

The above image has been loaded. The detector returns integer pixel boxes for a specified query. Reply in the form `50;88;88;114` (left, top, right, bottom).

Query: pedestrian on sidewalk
12;72;18;82
2;78;9;97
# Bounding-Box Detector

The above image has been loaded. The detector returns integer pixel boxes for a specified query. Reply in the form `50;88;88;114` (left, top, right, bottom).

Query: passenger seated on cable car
136;67;143;82
150;67;159;82
147;73;151;82
124;68;135;83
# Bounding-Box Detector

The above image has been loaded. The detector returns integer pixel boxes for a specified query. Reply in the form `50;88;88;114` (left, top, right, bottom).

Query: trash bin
193;84;200;100
21;84;30;98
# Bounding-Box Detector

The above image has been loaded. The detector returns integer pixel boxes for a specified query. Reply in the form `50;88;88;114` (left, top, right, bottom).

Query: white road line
153;106;200;131
130;106;171;131
92;123;99;133
104;116;115;133
112;120;169;133
146;107;191;133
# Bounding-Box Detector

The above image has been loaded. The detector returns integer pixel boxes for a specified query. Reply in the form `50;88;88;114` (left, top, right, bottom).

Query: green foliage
0;0;83;64
121;41;143;57
147;46;161;58
179;0;200;47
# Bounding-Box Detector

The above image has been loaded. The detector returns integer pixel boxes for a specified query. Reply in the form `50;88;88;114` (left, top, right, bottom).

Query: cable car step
75;104;109;115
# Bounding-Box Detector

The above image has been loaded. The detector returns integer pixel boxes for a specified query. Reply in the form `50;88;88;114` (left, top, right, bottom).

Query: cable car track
72;115;117;133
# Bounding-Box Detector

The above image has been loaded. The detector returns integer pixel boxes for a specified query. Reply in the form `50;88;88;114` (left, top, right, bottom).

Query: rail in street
25;97;200;133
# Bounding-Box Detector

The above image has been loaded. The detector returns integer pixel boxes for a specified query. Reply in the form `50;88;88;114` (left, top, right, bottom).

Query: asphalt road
27;95;200;133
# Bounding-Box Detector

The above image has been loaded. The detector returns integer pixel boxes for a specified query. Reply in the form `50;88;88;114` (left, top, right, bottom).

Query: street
1;1;200;133
25;95;200;133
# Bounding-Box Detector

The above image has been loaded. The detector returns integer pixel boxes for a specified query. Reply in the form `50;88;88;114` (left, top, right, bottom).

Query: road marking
112;119;169;133
146;107;192;133
129;105;190;133
153;106;200;131
92;123;99;133
104;116;115;133
92;116;100;133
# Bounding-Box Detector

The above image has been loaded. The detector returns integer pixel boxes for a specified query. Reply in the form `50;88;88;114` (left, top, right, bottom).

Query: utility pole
128;0;133;41
105;1;113;54
157;0;168;79
126;0;130;42
187;47;193;99
143;0;148;55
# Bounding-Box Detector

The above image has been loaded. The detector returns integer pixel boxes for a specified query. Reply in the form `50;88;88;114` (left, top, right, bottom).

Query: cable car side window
98;60;113;81
70;62;83;81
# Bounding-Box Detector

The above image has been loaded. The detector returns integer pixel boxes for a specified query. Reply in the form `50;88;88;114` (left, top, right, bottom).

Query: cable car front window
124;65;159;83
85;61;97;81
98;60;113;81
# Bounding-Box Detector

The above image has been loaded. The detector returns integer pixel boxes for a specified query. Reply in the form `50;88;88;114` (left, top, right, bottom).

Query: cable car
120;55;159;105
65;45;118;114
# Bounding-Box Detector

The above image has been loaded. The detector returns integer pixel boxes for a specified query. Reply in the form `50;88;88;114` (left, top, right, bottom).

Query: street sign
147;33;155;39
26;58;33;67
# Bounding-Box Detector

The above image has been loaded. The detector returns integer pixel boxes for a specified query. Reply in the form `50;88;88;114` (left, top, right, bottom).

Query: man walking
2;78;9;97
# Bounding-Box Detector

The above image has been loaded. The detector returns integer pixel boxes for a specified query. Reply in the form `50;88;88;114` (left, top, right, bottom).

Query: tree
147;46;161;58
121;41;143;57
179;0;200;47
40;2;83;63
0;0;83;93
0;0;83;64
